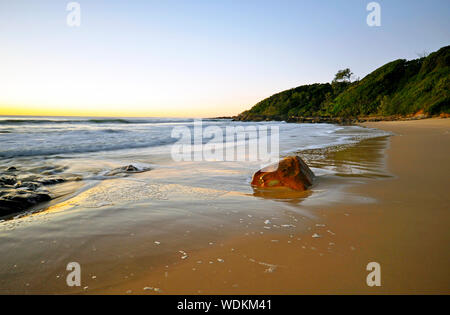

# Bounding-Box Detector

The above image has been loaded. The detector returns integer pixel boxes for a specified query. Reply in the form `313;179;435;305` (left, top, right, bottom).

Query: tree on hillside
416;50;429;58
333;68;353;83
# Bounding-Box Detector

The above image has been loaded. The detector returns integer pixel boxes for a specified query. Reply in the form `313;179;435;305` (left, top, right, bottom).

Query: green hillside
237;45;449;120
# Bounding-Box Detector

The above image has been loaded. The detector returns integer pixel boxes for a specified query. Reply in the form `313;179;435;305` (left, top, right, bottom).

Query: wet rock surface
0;166;80;218
0;164;151;218
105;165;152;176
251;156;315;191
0;190;51;217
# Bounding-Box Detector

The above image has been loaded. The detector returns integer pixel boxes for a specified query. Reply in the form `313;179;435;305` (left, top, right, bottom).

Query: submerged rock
14;181;41;190
251;156;315;191
0;189;51;217
0;175;17;186
36;176;66;185
105;165;151;176
0;167;78;217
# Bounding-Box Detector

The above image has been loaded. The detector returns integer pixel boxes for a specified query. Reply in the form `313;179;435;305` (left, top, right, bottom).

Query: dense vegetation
237;45;449;120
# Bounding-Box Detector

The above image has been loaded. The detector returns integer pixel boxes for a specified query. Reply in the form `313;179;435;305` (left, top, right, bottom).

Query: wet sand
107;118;449;294
1;119;448;295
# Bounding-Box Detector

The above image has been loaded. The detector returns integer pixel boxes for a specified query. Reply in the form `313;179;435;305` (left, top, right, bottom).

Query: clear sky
0;0;449;117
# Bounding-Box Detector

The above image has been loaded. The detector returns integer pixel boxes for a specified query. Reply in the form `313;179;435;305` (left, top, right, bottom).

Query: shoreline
0;118;448;294
230;114;448;124
103;118;449;294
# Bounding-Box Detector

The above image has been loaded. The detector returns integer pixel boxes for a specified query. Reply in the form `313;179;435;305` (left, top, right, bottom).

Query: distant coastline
212;112;448;125
230;112;449;124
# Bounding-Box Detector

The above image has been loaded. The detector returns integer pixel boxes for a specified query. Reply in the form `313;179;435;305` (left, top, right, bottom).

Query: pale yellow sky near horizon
0;100;253;118
0;86;265;117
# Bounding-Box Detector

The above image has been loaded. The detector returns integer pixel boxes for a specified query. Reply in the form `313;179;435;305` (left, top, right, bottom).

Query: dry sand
105;118;450;295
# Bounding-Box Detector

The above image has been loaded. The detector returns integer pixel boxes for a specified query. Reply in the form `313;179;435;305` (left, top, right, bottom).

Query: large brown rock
251;156;315;191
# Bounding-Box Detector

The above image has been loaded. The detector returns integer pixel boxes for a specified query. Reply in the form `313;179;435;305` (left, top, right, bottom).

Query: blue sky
0;0;449;117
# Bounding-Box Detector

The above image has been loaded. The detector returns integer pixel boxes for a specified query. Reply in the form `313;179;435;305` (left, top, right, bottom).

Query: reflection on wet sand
252;186;312;202
301;136;392;178
0;134;394;294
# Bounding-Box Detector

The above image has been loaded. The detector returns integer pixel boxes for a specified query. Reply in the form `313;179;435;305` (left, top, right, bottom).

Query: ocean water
0;116;391;293
0;116;388;158
0;115;391;218
0;116;390;192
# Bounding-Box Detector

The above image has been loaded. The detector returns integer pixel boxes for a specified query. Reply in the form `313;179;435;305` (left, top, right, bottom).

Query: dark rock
40;166;68;175
0;190;51;217
0;188;14;197
0;176;16;186
17;174;40;182
105;165;151;176
15;181;42;191
123;165;139;172
36;176;66;185
0;164;79;217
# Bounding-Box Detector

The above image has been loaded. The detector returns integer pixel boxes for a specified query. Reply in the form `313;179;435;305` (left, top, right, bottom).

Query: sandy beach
0;118;448;295
104;118;450;295
1;1;448;301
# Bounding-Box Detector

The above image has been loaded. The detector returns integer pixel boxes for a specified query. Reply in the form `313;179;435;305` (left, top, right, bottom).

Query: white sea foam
0;117;389;159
